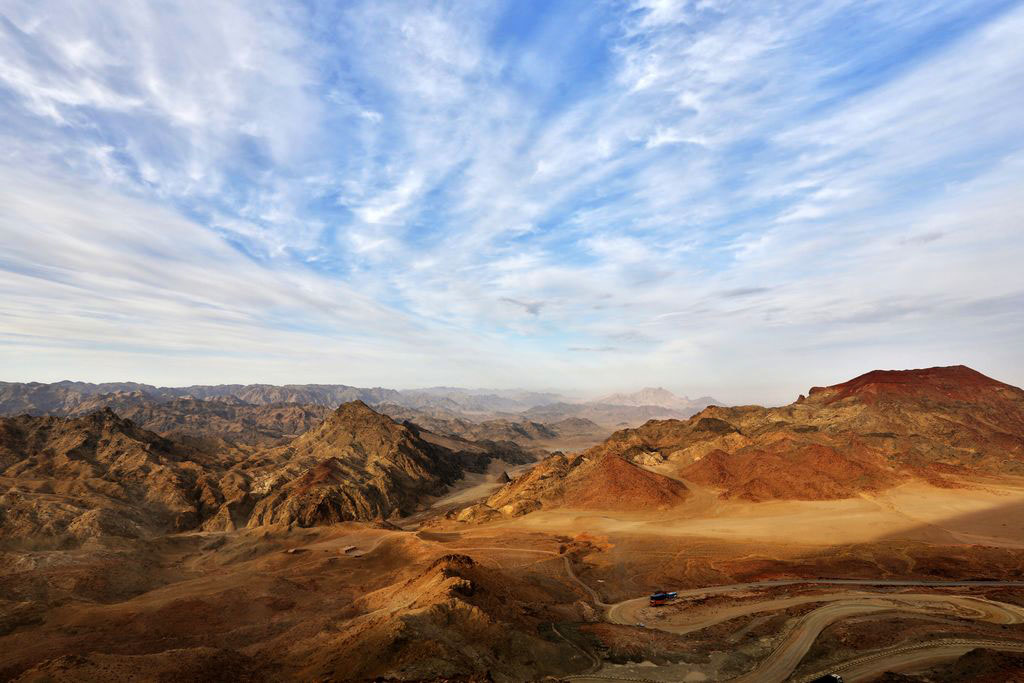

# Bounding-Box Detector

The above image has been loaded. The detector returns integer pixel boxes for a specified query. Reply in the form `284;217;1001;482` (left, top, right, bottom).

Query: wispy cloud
1;0;1023;402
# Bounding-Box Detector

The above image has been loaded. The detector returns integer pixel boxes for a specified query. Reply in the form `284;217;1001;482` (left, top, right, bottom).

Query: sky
1;0;1022;405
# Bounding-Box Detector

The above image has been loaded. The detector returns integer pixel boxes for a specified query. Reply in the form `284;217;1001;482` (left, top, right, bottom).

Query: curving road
591;578;1024;683
552;623;602;674
730;595;1024;683
608;588;1024;633
434;541;1024;683
797;639;1024;683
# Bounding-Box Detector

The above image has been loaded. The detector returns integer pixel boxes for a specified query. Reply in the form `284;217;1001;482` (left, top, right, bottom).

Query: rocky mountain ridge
0;401;532;546
0;381;405;415
67;391;333;446
0;408;224;545
238;401;516;528
374;402;604;446
460;365;1024;517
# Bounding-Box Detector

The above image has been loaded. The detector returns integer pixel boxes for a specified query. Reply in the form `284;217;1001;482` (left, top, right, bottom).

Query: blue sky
1;0;1022;404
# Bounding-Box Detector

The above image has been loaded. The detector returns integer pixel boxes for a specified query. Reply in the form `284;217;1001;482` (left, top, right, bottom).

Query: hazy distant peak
595;387;716;411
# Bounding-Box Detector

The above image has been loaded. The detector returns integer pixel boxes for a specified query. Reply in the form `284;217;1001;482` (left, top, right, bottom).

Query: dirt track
731;595;1024;683
448;545;608;605
579;579;1024;682
606;581;1024;630
797;639;1024;682
447;537;1024;682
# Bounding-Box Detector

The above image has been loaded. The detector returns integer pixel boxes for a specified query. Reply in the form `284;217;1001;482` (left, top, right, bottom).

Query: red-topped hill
456;364;1024;515
500;365;1024;506
807;365;1020;405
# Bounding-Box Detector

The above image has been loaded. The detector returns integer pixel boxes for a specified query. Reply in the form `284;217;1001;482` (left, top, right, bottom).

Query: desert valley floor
2;367;1024;681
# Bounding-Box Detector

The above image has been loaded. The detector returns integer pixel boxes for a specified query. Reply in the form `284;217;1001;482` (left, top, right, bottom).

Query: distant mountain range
6;365;1021;542
398;387;565;413
596;387;720;413
0;380;719;427
0;381;403;415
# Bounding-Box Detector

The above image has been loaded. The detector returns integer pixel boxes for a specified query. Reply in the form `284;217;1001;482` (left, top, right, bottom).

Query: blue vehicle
649;591;678;605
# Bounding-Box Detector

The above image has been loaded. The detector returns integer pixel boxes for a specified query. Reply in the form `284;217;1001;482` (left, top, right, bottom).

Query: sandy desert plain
2;366;1024;682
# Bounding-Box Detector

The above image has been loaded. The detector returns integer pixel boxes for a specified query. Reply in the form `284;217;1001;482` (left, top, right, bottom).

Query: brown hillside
683;442;900;501
561;455;689;510
240;401;531;528
0;409;222;544
303;553;581;680
68;392;332;446
0;401;533;542
479;451;687;517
